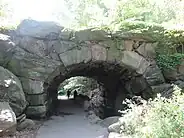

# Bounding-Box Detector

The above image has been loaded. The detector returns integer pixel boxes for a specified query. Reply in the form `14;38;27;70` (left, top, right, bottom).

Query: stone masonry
0;19;165;118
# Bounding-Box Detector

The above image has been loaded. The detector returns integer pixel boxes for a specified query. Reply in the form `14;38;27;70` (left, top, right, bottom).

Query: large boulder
173;80;184;89
151;83;172;94
16;19;66;40
74;28;108;41
143;65;165;86
0;102;17;137
88;88;105;118
125;76;148;94
100;116;120;127
0;33;15;66
0;66;27;116
121;51;150;74
160;84;182;98
136;42;157;59
86;110;101;124
162;68;178;81
17;119;35;131
108;122;121;133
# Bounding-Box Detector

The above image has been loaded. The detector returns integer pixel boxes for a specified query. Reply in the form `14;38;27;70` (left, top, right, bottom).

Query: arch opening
55;76;108;119
57;76;99;100
45;61;153;119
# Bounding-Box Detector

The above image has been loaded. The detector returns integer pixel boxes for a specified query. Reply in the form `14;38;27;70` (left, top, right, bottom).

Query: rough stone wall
0;19;165;118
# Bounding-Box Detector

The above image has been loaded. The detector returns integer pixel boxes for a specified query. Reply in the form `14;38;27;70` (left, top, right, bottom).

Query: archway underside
45;61;153;118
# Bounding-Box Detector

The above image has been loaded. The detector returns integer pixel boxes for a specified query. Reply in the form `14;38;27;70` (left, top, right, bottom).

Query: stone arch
44;60;152;118
3;19;165;118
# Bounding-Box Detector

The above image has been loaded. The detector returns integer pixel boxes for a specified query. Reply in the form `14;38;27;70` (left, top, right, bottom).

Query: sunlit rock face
0;19;167;118
0;33;15;67
0;102;17;137
16;19;65;40
0;66;27;117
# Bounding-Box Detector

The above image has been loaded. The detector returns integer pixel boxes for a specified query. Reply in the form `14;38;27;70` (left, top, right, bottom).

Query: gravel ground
36;99;108;138
2;98;108;138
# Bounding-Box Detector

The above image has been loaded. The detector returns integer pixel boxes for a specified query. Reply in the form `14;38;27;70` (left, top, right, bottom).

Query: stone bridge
0;19;165;118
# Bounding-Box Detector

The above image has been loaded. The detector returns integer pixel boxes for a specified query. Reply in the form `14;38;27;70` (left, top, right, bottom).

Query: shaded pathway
36;97;108;138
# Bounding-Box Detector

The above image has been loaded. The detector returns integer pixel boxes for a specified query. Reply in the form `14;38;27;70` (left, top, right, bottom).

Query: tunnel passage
56;76;107;118
45;61;153;118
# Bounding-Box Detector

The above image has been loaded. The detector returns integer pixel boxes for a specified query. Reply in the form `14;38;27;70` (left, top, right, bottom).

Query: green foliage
108;21;184;71
58;88;66;96
0;25;17;33
58;76;98;96
63;0;110;29
0;0;7;17
164;29;184;53
106;20;165;38
1;0;184;71
156;53;184;69
101;20;184;54
113;0;177;24
61;0;184;30
154;29;184;70
99;20;184;71
120;85;184;138
0;0;184;30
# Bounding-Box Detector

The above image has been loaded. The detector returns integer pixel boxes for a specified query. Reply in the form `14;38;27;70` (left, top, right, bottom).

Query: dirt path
36;98;108;138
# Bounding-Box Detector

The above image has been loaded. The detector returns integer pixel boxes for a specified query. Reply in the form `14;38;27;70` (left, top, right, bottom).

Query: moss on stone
98;21;184;55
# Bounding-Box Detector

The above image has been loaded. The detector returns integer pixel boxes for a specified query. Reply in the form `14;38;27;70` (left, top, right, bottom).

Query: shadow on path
36;99;108;138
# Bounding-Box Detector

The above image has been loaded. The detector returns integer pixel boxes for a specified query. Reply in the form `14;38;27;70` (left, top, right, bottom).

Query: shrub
119;85;184;138
156;53;184;69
